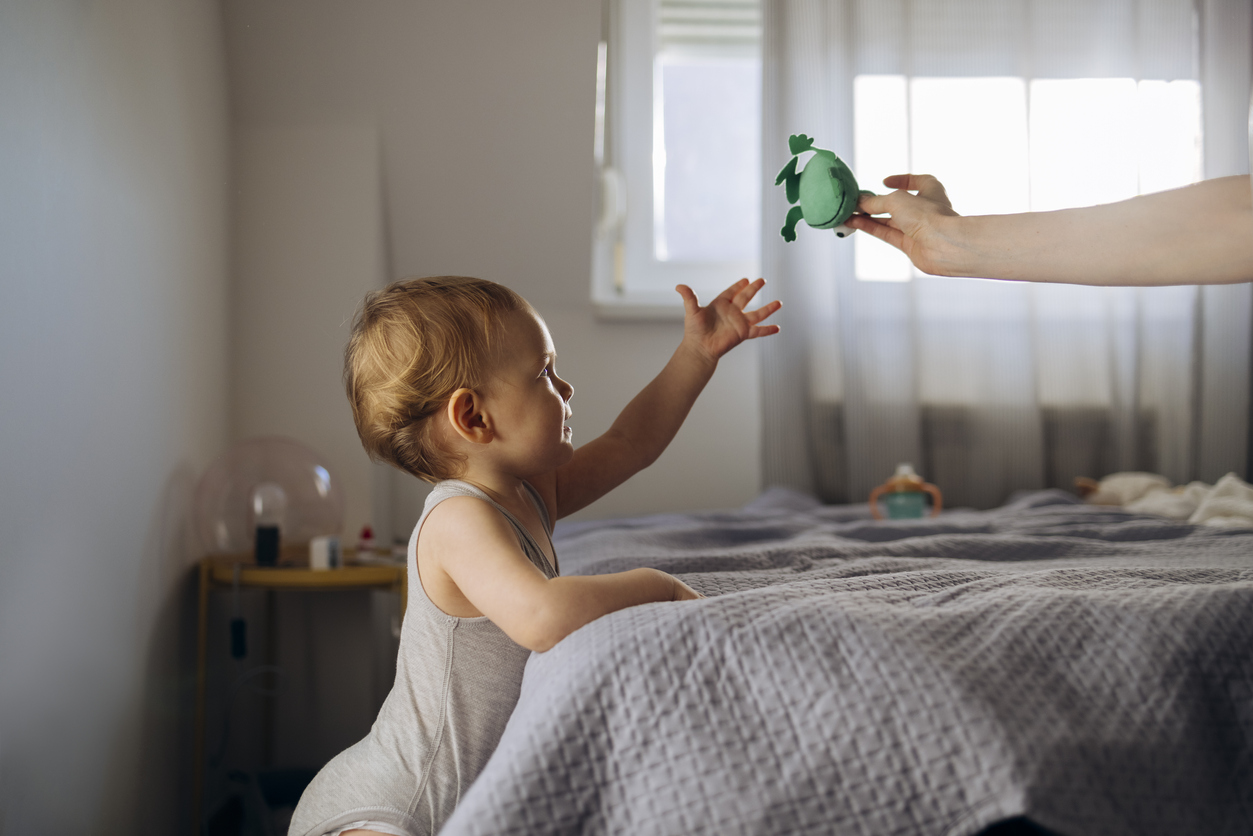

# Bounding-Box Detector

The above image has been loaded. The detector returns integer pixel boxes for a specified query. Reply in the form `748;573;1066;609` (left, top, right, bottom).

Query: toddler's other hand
676;278;781;365
670;575;705;601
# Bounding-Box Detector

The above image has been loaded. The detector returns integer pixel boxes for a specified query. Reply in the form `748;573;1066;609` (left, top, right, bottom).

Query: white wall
0;0;230;833
222;0;766;544
230;123;388;546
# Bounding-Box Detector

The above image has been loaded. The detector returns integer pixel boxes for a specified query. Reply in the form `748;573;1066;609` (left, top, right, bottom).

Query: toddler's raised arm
548;278;780;519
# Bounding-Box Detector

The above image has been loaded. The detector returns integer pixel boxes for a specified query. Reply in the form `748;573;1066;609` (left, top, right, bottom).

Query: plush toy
775;133;871;242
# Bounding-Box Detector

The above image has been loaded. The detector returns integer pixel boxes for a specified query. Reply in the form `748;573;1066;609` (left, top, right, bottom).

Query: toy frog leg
788;134;816;155
775;157;801;204
781;206;804;242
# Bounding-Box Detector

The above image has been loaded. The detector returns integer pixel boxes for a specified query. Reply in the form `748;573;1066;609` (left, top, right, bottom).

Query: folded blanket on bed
1083;471;1253;528
440;489;1253;836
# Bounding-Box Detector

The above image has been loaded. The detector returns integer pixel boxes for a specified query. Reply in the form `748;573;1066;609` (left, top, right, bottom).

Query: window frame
592;0;762;320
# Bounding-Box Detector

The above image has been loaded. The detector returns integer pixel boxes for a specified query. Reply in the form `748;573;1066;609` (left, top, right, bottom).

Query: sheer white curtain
760;0;1252;509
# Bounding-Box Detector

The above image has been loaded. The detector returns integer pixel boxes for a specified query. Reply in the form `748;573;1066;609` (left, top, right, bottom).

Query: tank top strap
519;480;558;575
519;480;555;531
419;480;558;579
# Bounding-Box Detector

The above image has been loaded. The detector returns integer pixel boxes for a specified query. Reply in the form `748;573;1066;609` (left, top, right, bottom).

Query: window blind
658;0;762;51
852;0;1197;80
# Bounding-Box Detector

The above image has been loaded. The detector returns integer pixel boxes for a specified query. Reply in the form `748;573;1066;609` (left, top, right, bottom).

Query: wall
222;0;766;546
0;0;231;833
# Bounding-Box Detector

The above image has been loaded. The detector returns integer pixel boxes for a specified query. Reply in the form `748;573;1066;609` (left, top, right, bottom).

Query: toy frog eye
776;133;870;242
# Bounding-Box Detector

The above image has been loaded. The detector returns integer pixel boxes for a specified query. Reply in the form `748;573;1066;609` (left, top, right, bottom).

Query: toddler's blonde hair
345;276;527;482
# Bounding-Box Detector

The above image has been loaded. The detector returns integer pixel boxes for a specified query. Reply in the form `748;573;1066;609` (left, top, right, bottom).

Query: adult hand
676;277;781;364
845;174;965;276
848;173;1253;286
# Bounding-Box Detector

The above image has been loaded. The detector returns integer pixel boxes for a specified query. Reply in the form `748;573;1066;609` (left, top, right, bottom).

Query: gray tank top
288;480;558;836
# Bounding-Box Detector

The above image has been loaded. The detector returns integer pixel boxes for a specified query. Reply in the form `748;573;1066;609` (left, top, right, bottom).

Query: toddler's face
483;308;575;474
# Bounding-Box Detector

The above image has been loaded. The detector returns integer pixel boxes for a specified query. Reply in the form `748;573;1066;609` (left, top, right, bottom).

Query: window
594;0;763;317
595;0;1205;302
853;75;1203;282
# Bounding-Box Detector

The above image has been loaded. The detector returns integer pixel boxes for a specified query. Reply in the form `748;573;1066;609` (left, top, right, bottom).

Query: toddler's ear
446;388;493;445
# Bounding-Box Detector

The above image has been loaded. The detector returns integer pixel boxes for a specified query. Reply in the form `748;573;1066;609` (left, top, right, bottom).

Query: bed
438;487;1253;836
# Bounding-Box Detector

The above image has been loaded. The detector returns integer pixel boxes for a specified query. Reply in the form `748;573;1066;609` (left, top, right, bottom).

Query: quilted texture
439;490;1253;836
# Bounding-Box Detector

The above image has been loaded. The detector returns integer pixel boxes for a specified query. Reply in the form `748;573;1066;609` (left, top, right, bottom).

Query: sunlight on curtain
853;77;1203;282
760;0;1252;509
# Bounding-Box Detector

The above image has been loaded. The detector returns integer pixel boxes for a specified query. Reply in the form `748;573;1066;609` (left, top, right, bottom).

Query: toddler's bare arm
549;278;780;519
424;497;699;652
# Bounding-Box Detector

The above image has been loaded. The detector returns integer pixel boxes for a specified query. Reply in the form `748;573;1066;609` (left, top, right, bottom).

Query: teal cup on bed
870;464;943;520
884;491;928;519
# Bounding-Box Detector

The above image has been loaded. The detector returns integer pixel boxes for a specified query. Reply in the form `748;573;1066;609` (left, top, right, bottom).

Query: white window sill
592;291;686;321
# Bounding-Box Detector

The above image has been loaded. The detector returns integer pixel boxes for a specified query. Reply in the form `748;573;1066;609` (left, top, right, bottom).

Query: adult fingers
857;190;894;215
844;214;909;252
881;173;937;192
881;173;953;208
857;188;916;216
747;323;781;339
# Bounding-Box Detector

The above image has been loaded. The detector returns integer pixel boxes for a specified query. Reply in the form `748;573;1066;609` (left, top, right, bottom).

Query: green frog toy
775;133;871;242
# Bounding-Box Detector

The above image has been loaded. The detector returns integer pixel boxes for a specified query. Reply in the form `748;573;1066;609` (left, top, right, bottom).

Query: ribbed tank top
288;480;558;836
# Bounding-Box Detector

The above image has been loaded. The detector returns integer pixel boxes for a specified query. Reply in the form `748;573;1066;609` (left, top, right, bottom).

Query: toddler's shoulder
423;493;512;538
420;493;532;564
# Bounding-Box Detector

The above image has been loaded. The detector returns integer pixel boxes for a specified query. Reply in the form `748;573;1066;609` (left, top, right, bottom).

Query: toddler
288;275;779;836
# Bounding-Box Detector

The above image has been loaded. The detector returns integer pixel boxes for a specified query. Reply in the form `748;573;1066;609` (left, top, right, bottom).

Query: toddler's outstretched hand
676;278;781;364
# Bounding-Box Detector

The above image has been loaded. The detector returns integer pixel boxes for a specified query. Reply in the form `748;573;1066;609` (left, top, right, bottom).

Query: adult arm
549;278;780;519
845;174;1253;286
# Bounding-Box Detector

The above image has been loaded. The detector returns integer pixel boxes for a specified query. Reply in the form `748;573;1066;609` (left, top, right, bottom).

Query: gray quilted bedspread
439;489;1253;836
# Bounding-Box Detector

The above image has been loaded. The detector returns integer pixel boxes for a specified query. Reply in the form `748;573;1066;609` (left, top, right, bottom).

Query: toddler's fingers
744;300;782;324
731;277;766;309
716;277;751;305
675;284;700;316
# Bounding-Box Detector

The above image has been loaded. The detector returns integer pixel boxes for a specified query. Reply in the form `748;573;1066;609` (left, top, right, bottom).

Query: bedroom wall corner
228;122;388;545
